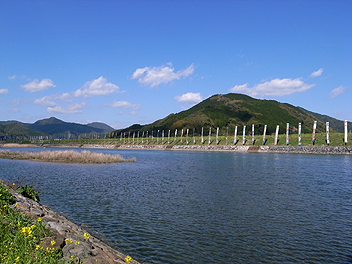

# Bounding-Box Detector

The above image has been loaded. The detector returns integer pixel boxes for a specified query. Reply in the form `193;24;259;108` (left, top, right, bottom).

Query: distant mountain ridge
110;93;350;136
0;117;114;138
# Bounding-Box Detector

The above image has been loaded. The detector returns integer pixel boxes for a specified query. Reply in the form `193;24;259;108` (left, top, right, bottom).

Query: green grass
17;132;351;147
0;183;63;264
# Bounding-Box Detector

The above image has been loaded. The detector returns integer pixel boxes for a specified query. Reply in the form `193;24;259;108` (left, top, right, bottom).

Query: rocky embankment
99;144;352;154
8;187;139;264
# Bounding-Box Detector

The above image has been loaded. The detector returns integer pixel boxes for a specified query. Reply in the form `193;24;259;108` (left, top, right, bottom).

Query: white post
242;126;246;145
208;127;211;145
216;127;219;145
263;125;267;145
234;126;237;144
274;125;279;145
201;127;204;144
312;121;317;145
252;124;255;145
168;130;170;144
344;120;348;145
186;128;189;145
286;123;289;145
298;123;302;146
326;122;330;145
174;129;177;143
181;129;184;143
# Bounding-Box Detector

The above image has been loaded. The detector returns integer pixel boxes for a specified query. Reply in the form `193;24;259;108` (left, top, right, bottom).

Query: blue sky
1;0;351;129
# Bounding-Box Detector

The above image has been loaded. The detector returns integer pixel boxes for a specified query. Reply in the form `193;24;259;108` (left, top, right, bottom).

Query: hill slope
0;117;114;138
112;93;349;136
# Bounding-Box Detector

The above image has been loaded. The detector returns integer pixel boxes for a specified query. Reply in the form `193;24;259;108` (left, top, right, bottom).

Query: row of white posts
114;120;349;146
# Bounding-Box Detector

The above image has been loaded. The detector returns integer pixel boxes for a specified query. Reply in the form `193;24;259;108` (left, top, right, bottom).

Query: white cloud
329;85;346;98
131;63;194;87
21;79;56;92
73;76;120;97
229;78;315;97
35;93;83;114
8;75;17;80
110;100;140;110
0;89;9;94
310;68;323;77
47;102;86;114
34;93;71;106
174;92;203;104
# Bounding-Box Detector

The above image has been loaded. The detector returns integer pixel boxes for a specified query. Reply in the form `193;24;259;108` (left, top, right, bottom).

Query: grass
0;182;63;264
4;132;351;147
99;132;351;147
0;150;136;164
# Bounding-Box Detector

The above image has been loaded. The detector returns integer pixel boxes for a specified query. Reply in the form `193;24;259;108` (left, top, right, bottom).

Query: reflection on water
1;148;352;263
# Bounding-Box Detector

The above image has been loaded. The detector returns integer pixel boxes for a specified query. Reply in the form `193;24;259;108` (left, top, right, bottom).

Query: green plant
17;185;40;202
0;183;64;264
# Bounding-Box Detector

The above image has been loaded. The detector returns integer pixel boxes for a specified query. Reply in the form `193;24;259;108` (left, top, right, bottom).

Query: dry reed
0;150;136;164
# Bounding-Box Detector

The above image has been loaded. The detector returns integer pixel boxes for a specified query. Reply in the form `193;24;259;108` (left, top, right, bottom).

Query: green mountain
298;107;349;133
0;117;114;139
0;122;47;137
110;93;349;136
87;122;115;132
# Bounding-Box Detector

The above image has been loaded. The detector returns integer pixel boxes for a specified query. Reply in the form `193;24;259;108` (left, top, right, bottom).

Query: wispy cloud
174;92;203;105
34;93;84;114
34;93;71;107
329;85;346;98
110;100;141;110
131;63;194;87
310;68;323;77
73;76;120;97
47;102;86;114
229;78;315;97
0;89;9;94
21;79;56;92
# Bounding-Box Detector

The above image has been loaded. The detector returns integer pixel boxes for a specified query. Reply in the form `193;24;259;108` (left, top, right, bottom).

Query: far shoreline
1;143;352;155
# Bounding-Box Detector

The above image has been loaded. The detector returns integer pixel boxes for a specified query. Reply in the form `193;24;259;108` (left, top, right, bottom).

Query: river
0;148;351;263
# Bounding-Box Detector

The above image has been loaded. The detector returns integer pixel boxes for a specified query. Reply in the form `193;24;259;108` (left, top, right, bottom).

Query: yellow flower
84;233;90;240
35;245;43;250
51;240;56;246
125;255;132;263
75;241;80;245
12;183;15;186
65;238;73;244
37;217;42;222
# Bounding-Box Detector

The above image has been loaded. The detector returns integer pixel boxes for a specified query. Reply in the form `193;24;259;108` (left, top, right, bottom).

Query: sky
1;0;351;129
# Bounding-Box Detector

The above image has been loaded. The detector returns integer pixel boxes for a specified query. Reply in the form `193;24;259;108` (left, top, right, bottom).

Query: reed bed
0;150;136;164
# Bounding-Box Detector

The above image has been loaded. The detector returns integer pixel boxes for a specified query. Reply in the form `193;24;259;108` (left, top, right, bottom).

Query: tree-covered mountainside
111;93;349;136
0;117;114;138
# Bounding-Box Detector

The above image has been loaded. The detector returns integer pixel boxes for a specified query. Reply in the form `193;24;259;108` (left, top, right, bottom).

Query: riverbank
1;181;139;264
2;143;352;155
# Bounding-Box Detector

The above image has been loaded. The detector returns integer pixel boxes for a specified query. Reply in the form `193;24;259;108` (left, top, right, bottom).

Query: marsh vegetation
0;150;136;164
